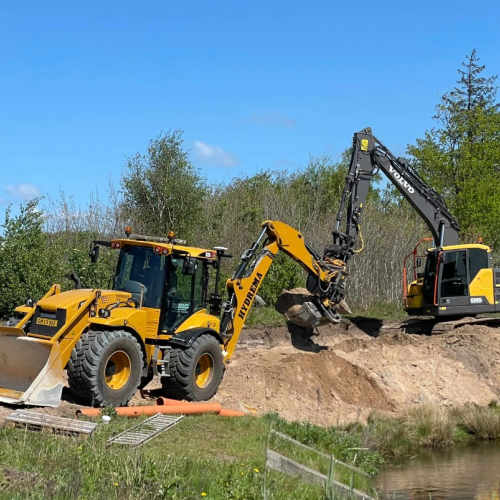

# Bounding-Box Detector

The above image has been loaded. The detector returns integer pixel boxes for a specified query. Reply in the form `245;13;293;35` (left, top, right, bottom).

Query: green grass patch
2;405;500;498
362;403;500;459
0;413;377;500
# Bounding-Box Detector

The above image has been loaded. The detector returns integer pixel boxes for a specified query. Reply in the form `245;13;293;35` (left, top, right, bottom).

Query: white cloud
5;183;41;200
192;141;240;167
244;112;296;129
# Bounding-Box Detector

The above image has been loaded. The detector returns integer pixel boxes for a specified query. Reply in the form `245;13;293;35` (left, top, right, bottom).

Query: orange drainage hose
76;403;222;418
156;397;247;417
219;408;246;417
156;397;191;406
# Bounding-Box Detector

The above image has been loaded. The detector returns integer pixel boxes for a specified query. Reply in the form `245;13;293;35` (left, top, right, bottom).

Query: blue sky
1;0;499;209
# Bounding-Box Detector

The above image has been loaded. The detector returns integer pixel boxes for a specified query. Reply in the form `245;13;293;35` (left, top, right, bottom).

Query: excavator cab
404;242;497;317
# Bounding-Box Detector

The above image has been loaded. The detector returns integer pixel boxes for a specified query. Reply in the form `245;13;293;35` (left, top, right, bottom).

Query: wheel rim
195;353;214;388
104;351;132;390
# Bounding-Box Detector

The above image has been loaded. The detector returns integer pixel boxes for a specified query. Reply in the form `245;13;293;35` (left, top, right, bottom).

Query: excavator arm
322;127;461;303
219;220;347;358
329;127;460;260
218;128;462;359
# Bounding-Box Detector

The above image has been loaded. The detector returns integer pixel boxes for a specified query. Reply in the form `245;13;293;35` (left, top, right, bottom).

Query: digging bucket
0;327;63;407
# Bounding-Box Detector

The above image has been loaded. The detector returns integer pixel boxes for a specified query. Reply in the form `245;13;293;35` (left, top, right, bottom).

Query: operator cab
405;242;498;316
89;230;229;336
113;243;215;334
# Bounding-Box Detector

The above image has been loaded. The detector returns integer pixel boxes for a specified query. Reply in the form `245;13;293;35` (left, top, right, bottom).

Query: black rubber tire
161;334;224;401
67;330;144;407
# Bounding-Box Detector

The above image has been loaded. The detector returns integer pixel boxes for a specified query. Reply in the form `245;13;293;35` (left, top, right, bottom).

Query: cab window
115;245;166;308
469;248;489;281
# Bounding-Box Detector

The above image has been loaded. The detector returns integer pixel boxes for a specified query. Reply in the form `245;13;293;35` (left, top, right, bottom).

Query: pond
376;442;500;499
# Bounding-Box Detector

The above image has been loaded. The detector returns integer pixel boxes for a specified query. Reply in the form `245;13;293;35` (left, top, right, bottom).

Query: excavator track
379;316;500;335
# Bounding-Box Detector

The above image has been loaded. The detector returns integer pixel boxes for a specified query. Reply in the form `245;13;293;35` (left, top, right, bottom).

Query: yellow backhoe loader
0;222;345;407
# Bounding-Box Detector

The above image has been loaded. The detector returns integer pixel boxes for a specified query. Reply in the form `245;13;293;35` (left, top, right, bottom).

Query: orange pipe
156;397;191;406
156;398;247;417
76;403;222;418
219;408;246;417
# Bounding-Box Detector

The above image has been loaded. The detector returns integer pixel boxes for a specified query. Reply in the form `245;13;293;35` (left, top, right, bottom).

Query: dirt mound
216;320;500;424
215;346;394;426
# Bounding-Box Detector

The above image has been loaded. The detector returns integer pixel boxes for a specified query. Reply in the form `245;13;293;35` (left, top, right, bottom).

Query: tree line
0;50;499;318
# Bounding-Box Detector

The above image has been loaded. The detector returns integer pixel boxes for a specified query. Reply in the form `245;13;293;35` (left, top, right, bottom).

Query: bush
0;200;62;318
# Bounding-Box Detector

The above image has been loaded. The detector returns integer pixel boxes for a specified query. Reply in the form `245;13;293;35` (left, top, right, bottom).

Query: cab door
162;256;206;333
438;250;470;308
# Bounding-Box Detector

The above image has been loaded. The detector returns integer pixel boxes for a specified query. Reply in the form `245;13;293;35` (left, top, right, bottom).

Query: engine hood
36;289;131;312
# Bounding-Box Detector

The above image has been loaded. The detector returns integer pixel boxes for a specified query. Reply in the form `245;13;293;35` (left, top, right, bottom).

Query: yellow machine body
0;222;343;407
404;243;498;317
0;238;220;407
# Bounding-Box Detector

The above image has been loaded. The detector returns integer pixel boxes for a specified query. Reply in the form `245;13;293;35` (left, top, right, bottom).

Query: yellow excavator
0;222;345;407
327;127;500;333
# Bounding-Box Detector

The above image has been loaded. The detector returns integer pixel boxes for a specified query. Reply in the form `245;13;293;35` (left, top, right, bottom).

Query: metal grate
107;413;183;447
6;410;98;436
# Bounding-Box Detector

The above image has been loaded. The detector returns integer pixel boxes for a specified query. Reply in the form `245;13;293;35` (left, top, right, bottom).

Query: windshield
115;245;166;309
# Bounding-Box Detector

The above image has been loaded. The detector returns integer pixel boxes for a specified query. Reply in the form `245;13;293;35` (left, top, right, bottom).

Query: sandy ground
2;319;500;426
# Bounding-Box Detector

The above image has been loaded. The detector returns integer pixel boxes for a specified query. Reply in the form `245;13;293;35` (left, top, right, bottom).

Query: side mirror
416;257;422;268
89;245;100;263
182;257;197;275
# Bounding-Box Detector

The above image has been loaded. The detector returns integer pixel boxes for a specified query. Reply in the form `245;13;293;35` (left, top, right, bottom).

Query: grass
1;405;500;498
362;403;500;459
0;413;378;500
245;306;287;327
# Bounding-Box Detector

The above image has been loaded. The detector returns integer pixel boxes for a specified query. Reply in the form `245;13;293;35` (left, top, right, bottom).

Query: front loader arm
220;221;346;358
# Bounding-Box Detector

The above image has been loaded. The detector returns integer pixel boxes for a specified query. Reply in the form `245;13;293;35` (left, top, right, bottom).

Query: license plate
36;318;58;327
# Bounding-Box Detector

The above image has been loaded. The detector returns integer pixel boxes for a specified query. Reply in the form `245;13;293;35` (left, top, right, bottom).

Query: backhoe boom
220;220;346;356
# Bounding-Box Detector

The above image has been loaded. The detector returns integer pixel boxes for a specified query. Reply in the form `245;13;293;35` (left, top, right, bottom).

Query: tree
122;130;207;238
407;50;500;246
0;200;58;317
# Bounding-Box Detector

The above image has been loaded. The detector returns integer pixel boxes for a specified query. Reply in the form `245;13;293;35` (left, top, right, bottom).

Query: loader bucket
0;327;63;407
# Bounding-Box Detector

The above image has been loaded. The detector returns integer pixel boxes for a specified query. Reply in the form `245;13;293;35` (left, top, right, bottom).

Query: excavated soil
2;319;500;426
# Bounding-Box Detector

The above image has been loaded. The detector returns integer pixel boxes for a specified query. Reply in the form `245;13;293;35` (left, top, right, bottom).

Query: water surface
376;442;500;499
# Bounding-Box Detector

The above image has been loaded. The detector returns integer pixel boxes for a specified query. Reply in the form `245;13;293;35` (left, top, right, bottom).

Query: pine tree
408;50;500;247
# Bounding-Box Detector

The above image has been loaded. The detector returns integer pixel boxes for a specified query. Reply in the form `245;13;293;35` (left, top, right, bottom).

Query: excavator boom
323;127;462;308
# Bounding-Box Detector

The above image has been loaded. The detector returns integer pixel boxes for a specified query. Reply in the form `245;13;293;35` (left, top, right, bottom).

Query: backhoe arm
220;220;346;358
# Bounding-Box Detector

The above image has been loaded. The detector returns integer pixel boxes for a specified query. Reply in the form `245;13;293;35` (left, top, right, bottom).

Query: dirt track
2;319;500;425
